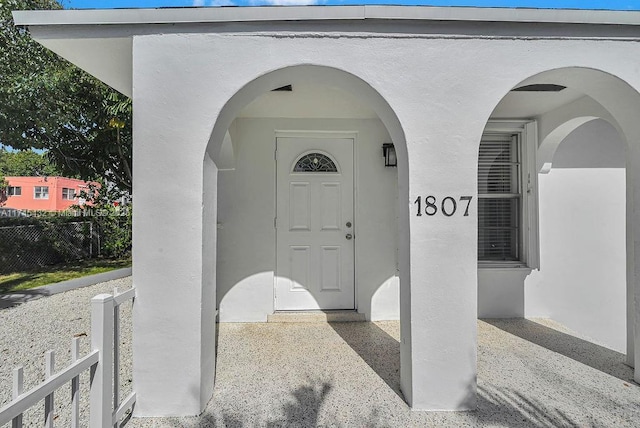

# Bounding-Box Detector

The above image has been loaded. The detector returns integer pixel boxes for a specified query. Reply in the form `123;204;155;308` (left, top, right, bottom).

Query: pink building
2;176;98;211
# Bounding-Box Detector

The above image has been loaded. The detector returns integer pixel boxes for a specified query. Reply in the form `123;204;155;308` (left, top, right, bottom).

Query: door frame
274;130;359;311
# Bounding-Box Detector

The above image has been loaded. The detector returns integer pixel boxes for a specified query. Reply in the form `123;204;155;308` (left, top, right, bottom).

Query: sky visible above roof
61;0;640;11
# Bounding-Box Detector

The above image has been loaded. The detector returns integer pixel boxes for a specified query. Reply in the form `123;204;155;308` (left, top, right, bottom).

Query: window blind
478;133;521;261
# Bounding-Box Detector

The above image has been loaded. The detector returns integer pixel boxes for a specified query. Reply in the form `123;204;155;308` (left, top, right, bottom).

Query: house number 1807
414;195;473;217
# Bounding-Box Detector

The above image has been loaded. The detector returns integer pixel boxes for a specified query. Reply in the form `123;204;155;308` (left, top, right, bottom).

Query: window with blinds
478;133;521;261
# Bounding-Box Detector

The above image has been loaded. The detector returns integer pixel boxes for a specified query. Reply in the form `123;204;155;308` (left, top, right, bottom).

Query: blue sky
61;0;640;11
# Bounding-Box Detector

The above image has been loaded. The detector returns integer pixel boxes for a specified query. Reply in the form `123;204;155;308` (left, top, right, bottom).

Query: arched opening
201;64;412;403
478;67;640;377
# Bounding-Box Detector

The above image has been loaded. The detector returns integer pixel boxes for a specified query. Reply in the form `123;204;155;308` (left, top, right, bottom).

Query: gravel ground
0;277;133;428
2;278;640;427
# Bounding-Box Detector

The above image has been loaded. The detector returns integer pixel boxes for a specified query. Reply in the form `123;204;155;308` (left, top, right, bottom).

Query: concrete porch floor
129;319;640;427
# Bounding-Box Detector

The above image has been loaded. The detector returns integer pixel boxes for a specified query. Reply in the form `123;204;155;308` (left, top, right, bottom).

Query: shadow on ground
328;321;404;400
473;384;598;428
485;318;634;383
0;274;40;294
171;378;402;428
126;320;640;427
0;288;49;309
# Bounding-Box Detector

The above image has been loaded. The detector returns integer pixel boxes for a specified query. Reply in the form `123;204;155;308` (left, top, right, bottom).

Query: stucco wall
525;119;626;352
126;27;640;414
216;117;398;322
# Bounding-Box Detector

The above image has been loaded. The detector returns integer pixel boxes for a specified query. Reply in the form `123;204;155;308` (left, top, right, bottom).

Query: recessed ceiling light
272;85;292;92
512;84;566;92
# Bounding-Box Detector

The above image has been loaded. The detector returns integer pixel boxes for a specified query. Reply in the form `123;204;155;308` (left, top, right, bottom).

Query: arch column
131;35;220;416
396;113;479;411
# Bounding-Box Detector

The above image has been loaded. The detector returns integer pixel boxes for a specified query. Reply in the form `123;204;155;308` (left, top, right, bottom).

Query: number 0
441;197;457;217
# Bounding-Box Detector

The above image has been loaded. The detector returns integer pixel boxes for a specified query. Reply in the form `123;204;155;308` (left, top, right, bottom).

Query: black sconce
382;143;397;167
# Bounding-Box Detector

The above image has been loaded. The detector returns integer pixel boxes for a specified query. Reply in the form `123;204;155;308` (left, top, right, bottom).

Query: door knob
346;234;353;240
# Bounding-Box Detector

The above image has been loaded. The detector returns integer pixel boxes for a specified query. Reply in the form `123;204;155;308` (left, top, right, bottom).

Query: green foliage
0;174;6;206
74;182;132;259
0;215;94;273
0;148;62;176
92;203;132;259
0;204;131;268
0;0;132;192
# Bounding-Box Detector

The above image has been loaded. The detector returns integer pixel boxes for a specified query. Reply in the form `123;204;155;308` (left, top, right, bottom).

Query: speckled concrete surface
129;319;640;427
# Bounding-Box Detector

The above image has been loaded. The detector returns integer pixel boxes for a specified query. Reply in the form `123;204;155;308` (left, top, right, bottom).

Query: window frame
7;186;21;197
62;187;76;200
34;186;49;200
478;120;539;269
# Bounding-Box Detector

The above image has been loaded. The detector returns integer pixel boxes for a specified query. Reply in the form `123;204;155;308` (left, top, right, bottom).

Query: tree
0;0;132;194
0;173;6;206
0;148;61;177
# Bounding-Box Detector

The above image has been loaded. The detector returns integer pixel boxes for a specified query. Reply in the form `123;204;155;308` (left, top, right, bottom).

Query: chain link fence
0;221;100;274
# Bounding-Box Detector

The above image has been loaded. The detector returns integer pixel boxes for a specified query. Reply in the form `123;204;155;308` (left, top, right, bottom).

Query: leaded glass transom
293;153;338;173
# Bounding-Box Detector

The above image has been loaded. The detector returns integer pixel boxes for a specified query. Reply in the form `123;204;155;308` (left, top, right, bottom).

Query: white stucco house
12;4;640;417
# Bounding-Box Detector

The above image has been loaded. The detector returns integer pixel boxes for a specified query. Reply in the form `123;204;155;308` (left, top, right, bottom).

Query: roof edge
12;5;640;27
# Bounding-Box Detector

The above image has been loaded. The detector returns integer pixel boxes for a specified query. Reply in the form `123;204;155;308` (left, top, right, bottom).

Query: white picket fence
0;287;136;428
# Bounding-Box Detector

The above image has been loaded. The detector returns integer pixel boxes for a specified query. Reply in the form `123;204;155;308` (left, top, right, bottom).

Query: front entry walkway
130;320;640;427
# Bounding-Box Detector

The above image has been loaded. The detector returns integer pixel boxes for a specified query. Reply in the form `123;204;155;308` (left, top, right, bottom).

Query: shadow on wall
526;118;627;353
485;319;633;383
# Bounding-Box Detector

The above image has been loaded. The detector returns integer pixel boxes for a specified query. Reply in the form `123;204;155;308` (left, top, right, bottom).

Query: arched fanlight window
293;153;338;173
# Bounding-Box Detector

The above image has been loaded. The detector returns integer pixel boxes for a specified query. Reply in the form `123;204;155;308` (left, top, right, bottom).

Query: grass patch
0;258;131;294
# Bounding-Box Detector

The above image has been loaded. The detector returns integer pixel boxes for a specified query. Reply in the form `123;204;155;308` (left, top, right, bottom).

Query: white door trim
274;130;359;311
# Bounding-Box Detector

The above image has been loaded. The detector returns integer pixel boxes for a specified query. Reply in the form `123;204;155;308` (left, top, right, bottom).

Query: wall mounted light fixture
382;143;397;167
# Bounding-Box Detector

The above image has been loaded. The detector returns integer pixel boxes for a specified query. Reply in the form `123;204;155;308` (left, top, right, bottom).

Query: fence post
90;222;93;258
44;351;55;428
71;338;80;428
12;367;23;428
90;294;114;428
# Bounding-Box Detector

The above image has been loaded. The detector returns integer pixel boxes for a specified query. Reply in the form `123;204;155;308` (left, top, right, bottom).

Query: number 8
425;196;438;216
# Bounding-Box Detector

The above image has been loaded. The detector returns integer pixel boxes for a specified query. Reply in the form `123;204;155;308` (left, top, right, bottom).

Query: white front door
275;136;355;310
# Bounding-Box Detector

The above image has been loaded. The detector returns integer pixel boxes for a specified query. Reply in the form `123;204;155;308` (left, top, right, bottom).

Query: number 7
460;196;472;216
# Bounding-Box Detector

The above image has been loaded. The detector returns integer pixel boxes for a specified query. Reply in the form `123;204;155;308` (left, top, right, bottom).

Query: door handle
346;234;353;240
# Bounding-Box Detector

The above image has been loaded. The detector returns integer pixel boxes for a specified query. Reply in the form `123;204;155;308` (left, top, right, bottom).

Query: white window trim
478;120;539;270
62;188;76;200
8;186;21;197
34;186;49;200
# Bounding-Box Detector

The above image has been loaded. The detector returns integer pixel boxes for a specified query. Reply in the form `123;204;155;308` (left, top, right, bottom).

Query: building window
34;186;49;200
478;121;539;268
293;153;338;173
7;186;21;196
62;188;76;200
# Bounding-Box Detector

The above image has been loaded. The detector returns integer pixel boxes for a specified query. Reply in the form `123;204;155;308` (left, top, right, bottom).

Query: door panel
290;246;310;291
289;182;311;231
320;246;341;291
320;183;341;231
276;137;354;310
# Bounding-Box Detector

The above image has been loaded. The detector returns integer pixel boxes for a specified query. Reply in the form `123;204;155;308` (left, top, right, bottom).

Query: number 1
414;196;422;217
